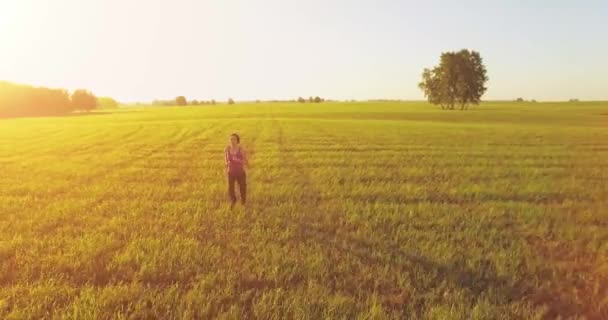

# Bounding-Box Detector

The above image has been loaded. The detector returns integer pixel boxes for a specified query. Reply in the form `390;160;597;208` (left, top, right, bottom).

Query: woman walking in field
225;133;248;209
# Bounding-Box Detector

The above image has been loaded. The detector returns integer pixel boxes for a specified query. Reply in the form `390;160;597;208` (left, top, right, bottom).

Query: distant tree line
0;81;106;117
190;99;217;106
153;97;334;106
149;96;332;106
152;97;222;106
151;99;177;106
297;96;325;103
515;98;538;103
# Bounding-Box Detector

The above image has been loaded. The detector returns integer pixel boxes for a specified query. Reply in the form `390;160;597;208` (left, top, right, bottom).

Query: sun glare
0;2;22;38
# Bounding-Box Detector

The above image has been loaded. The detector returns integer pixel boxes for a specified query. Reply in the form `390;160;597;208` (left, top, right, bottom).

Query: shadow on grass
281;214;519;316
285;212;607;319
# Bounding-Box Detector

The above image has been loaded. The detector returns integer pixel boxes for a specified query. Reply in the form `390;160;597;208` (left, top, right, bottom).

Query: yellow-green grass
0;102;607;319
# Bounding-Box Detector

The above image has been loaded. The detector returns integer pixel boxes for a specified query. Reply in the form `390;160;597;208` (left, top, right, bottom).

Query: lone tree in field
228;98;235;105
71;89;97;112
175;96;187;106
418;49;488;110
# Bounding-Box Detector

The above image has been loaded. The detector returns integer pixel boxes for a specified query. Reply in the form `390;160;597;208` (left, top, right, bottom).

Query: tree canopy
0;81;107;117
0;81;73;117
418;49;488;110
71;90;97;112
175;96;187;106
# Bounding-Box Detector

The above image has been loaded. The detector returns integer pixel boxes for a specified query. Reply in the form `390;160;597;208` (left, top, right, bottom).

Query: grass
0;101;607;319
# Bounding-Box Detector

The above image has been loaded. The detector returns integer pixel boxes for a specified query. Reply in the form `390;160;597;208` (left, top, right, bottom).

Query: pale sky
1;0;607;102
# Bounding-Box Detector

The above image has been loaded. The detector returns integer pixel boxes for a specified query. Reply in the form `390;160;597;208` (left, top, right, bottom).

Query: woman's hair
231;133;240;144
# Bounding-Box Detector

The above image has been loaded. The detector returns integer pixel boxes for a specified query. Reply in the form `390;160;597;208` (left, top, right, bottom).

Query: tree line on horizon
152;97;218;106
160;49;491;111
149;96;327;107
298;96;325;103
1;49;511;117
0;81;119;118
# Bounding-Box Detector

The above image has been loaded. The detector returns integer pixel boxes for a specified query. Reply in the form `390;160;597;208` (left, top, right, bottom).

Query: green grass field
0;102;607;319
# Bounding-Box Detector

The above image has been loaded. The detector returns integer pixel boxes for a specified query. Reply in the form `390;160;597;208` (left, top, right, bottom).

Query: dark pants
228;172;246;205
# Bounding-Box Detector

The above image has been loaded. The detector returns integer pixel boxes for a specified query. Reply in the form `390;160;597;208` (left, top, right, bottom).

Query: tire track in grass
236;118;380;312
185;119;274;319
87;119;269;319
185;115;347;319
268;118;421;316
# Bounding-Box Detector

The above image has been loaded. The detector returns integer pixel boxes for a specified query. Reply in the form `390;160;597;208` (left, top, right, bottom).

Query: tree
0;81;74;117
71;89;97;112
175;96;187;106
191;99;199;105
98;97;119;109
211;99;216;105
418;49;488;110
297;97;306;103
314;96;323;103
308;96;314;103
228;98;235;105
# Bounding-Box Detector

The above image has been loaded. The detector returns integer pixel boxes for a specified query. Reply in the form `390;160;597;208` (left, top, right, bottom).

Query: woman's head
229;133;240;146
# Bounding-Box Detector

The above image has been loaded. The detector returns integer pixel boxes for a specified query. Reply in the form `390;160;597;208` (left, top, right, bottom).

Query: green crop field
0;102;607;319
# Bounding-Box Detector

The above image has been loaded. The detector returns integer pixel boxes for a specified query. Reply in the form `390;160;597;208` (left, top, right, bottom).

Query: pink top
225;147;245;175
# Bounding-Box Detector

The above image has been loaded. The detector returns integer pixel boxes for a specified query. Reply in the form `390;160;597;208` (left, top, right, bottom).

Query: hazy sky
1;0;607;102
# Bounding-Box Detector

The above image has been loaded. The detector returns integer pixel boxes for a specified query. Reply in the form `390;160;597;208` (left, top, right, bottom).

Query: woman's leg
237;172;247;204
228;174;237;206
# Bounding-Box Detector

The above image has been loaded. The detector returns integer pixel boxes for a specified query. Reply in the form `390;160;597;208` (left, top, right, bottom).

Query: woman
224;133;248;208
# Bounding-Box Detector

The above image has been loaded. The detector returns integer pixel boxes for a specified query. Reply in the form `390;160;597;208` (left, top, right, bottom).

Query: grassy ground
0;102;607;319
